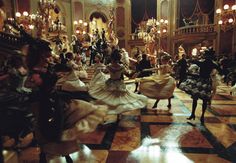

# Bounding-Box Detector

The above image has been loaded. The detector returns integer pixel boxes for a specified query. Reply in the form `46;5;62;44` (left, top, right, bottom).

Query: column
233;28;236;58
215;0;223;55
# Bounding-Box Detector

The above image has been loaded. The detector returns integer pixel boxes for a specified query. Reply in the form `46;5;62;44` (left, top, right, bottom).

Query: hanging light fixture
145;18;168;43
216;3;236;31
73;19;88;35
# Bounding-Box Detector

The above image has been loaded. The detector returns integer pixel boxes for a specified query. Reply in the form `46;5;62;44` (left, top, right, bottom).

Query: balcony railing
0;32;24;47
129;34;143;40
0;32;25;56
175;24;216;35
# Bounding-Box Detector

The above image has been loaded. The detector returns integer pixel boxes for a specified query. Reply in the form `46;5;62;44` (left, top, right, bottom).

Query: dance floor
4;83;236;162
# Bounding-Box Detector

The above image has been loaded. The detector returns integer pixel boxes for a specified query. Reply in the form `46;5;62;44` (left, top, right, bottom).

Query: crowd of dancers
1;27;236;161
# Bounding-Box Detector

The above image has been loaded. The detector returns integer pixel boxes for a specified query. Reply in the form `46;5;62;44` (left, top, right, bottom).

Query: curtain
131;0;157;33
180;0;197;19
146;0;157;19
131;0;145;33
198;0;214;14
223;0;235;6
179;0;215;27
16;0;30;13
89;12;107;23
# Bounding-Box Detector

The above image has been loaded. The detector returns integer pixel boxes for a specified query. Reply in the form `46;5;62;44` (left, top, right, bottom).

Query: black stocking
188;98;197;119
201;100;208;123
134;82;139;92
65;155;73;163
152;100;159;108
167;98;171;108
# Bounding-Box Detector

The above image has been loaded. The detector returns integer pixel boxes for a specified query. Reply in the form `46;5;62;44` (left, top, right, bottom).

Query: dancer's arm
143;67;159;72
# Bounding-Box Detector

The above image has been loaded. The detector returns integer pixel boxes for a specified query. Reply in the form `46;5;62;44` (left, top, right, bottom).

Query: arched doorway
89;11;108;35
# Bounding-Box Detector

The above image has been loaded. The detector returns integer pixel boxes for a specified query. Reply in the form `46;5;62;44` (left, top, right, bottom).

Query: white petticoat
89;79;147;114
139;74;176;99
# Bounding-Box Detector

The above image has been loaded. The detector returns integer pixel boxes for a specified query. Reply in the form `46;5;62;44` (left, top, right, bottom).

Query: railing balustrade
175;24;216;35
129;24;216;40
0;32;24;46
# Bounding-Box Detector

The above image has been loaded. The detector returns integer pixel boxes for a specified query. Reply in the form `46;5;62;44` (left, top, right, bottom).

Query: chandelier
146;18;168;37
38;0;57;36
144;18;168;52
73;20;88;35
39;0;56;12
134;18;168;40
15;11;35;32
216;3;236;31
13;0;61;38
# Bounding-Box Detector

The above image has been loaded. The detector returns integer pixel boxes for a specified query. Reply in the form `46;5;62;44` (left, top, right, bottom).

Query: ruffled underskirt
139;74;176;99
89;72;109;88
36;99;107;159
89;79;147;114
62;99;108;140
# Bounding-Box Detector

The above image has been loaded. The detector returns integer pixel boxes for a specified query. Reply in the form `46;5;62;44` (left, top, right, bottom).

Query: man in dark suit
134;53;152;92
177;54;188;87
89;42;97;66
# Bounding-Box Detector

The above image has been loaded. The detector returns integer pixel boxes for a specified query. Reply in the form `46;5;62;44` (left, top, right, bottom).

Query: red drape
223;0;235;6
16;0;30;13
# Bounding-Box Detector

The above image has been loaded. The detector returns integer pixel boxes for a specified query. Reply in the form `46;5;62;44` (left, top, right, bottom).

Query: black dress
180;59;219;100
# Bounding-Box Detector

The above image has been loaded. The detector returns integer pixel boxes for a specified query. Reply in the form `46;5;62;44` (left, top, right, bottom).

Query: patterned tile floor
12;84;236;162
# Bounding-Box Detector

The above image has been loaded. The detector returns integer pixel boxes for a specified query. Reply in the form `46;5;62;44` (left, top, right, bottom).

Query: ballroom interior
0;0;236;163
